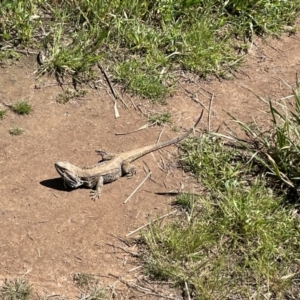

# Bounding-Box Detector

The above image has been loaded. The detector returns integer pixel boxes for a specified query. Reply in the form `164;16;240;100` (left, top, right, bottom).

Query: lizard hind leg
122;162;136;177
95;150;116;161
90;176;104;201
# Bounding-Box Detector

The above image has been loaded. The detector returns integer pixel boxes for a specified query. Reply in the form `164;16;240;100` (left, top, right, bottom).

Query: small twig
115;123;151;135
126;210;177;236
208;93;214;132
123;172;152;204
106;233;132;246
185;281;191;300
0;47;39;55
106;243;138;256
142;161;151;174
97;63;117;99
129;265;142;272
199;86;213;97
181;86;208;109
156;126;165;144
113;101;120;118
129;95;138;110
192;93;209;110
97;63;128;108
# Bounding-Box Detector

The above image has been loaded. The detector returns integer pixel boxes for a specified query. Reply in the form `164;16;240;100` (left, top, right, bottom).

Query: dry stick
156;126;165;144
115;123;151;135
106;243;138;256
1;48;39;55
113;101;120;118
192;93;209;110
97;63;122;103
123;172;152;204
185;281;192;300
208;93;214;132
181;85;208;110
126;210;177;236
97;63;128;108
129;265;142;272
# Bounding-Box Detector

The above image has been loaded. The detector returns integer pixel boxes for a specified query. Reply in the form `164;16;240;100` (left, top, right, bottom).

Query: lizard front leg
90;176;104;201
122;162;136;177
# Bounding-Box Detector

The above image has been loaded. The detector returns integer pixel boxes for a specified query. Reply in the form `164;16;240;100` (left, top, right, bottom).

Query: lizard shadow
40;178;74;192
40;178;98;192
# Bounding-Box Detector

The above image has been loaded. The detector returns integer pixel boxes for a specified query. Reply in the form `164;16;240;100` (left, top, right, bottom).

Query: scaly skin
54;112;203;200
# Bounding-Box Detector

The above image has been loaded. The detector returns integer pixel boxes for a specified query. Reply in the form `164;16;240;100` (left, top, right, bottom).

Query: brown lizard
54;111;203;200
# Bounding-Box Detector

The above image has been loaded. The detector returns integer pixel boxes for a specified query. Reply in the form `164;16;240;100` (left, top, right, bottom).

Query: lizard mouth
54;162;83;188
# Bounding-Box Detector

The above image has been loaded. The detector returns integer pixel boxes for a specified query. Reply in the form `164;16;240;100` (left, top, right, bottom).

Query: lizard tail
124;110;204;162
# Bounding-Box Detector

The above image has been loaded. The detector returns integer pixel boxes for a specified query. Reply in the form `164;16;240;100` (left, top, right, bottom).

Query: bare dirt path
0;31;300;298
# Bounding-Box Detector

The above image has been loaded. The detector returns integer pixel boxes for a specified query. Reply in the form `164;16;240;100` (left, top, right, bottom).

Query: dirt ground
1;30;300;299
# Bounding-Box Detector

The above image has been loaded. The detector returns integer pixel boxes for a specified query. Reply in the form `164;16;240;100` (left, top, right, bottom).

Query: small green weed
114;60;169;101
0;109;7;119
73;273;97;289
0;50;20;61
149;112;171;126
56;89;87;104
73;273;106;299
0;279;32;300
84;285;106;300
9;126;23;135
10;101;32;115
172;192;196;212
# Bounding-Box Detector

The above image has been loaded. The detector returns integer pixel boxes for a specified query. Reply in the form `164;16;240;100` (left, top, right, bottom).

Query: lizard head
54;161;83;188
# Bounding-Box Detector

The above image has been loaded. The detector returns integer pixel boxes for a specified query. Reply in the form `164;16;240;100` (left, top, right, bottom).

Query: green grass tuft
141;136;300;299
0;279;32;300
73;273;97;289
149;112;171;126
0;109;7;119
10;101;32;115
1;0;299;100
56;89;87;104
9;126;23;135
84;285;107;300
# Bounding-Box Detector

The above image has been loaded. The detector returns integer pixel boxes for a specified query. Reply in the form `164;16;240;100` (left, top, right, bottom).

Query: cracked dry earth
1;30;300;299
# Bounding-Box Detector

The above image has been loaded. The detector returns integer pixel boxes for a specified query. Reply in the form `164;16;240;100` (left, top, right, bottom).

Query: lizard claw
90;190;100;201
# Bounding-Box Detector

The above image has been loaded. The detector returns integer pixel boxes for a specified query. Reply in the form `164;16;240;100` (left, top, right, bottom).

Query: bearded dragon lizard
54;112;203;200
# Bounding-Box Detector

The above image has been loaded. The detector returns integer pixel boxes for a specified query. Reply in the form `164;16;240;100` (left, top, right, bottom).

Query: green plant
38;23;106;80
2;0;300;100
73;273;106;299
0;109;7;119
73;273;97;289
56;89;87;104
179;135;243;192
0;279;32;300
0;1;42;45
84;285;106;300
10;101;32;115
149;112;171;126
9;126;23;135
